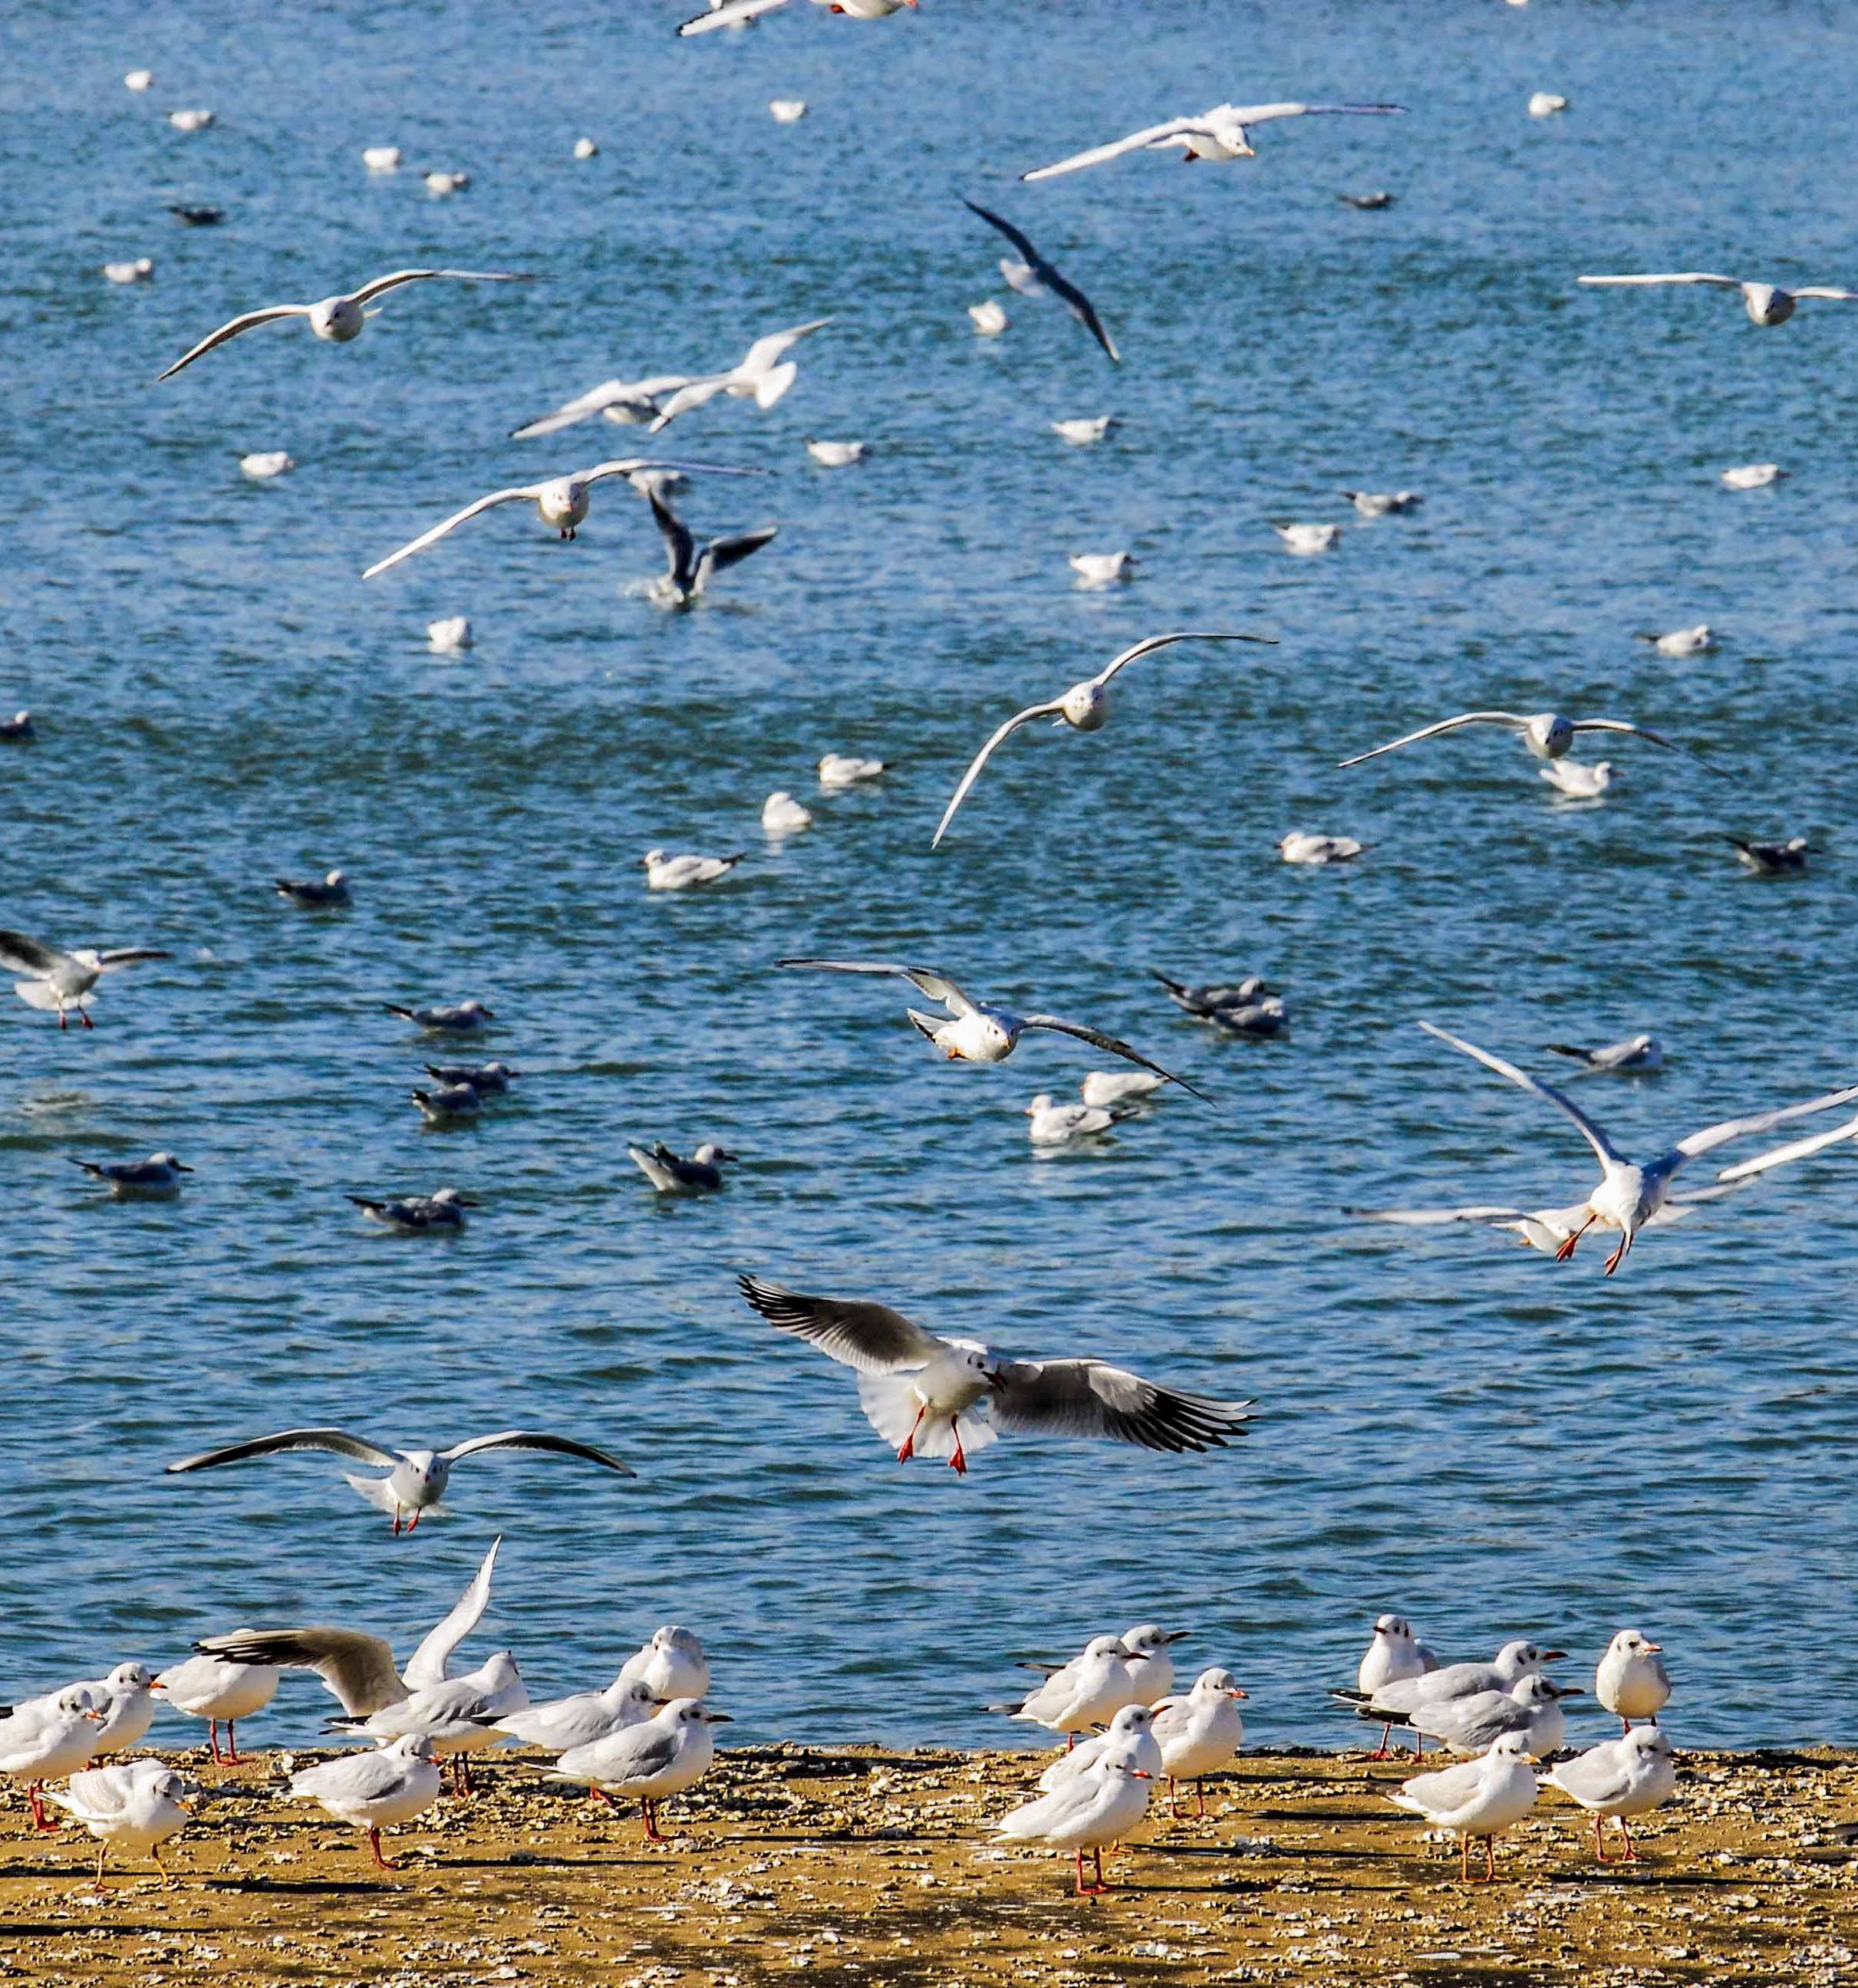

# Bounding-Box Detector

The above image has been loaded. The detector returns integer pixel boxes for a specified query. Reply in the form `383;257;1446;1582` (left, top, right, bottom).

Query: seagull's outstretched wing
440;1430;635;1476
1344;1203;1535;1226
1337;712;1529;769
350;268;535;304
1021;117;1217;182
646;377;732;432
93;947;172;972
1093;627;1279;689
738;317;833;374
679;0;790;33
1019;1015;1207;1099
362;485;547;579
1419;1021;1623;1168
510;377;693;441
194;1627;403;1716
647;491;697;588
1791;287;1858;303
0;930;71;976
1224;100;1406;123
405;1535;501;1692
738;1272;947;1371
1576;273;1743;290
1042;263;1119;364
990;1358;1252;1451
1671;1084;1858;1164
703;526;779;577
1713;1111;1858;1183
931;699;1066;847
156;305;314;381
964;199;1039;267
1569;718;1710;763
165;1428;400;1476
775;958;973;1012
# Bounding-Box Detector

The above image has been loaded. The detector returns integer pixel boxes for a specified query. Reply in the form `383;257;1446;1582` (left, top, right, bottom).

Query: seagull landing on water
1338;707;1708;769
0;929;170;1029
70;1154;192;1197
931;630;1278;848
156;269;535;380
1019;101;1404;180
628;1141;736;1193
738;1274;1251;1474
964;202;1119;363
641;488;777;607
165;1426;633;1530
774;959;1208;1097
1579;272;1858;327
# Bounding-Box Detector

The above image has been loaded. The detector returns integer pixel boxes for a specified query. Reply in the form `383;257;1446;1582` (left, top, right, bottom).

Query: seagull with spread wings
644;318;833;432
775;958;1207;1098
964;202;1119;363
931;630;1277;847
0;929;170;1029
1577;272;1858;327
739;1274;1251;1474
509;374;696;440
164;1427;634;1532
156;268;535;380
680;0;914;36
1021;101;1403;181
642;488;777;607
1337;709;1709;771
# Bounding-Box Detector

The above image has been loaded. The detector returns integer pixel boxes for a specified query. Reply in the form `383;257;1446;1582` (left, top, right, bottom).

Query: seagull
428;616;473;653
1355;1615;1439;1759
42;1760;196;1884
125;69;153;91
1389;1732;1539;1884
0;1693;105;1831
1338;708;1702;770
546;1698;731;1840
819;753;885;788
642;848;745;890
931;630;1277;847
1274;522;1340;555
1722;462;1786;490
509;374;696;440
646;319;833;432
1527;91;1570;117
1026;1094;1115;1145
1121;1624;1191;1704
1579;272;1858;326
996;1635;1140;1741
413;1080;481;1124
0;929;170;1029
103;258;155;284
1393;1674;1584;1759
1069;551;1135;584
193;1537;503;1718
150;1653;278;1761
1151;1668;1247;1815
805;438;864;467
165;1427;633;1531
492;1675;661;1755
1020;102;1405;179
996;1744;1154;1896
1543;1727;1676;1863
361;145;401;170
1727;834;1811;873
69;1153;192;1197
764;792;814;835
275;869;351;907
239;450;293;479
1081;1068;1167;1108
1545;1035;1663;1074
326;1650;527;1791
1339;189;1395;209
168;203;223;225
774;959;1208;1097
1333;1639;1561;1726
384;999;494;1032
964;202;1118;362
738;1273;1251;1473
770;99;808;122
573;136;600;159
1279;832;1365;864
619;1628;711;1703
680;0;915;33
1;711;35;741
424;170;469;196
1052;416;1118;446
168;108;213;132
347;1187;476;1233
1342;488;1422;517
642;489;777;607
157;270;534;380
969;299;1009;336
1595;1630;1671;1732
1151;970;1277;1020
1036;1703;1164;1792
1415;1020;1858;1272
15;1664;158;1757
628;1141;736;1192
1539;759;1617;798
288;1733;442;1871
1637;624;1715;657
424;1060;519;1094
362;459;764;578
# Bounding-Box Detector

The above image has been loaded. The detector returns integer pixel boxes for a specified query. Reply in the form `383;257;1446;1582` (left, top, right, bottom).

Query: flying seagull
1021;101;1404;180
509;374;696;440
739;1274;1251;1473
0;929;170;1029
643;489;777;607
680;0;915;35
964;202;1119;363
932;630;1277;847
1577;273;1858;327
645;319;834;432
1338;709;1708;770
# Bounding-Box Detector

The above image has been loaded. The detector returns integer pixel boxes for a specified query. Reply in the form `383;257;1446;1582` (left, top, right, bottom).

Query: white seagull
42;1759;196;1884
1539;759;1617;798
643;489;777;607
70;1153;192;1198
1081;1068;1167;1109
628;1141;736;1192
1278;831;1365;864
0;929;169;1029
931;630;1277;848
428;615;473;652
739;1273;1252;1474
240;450;294;479
1543;1726;1676;1863
1721;462;1786;490
1026;1093;1115;1145
156;269;533;380
361;144;401;170
384;999;495;1031
1596;1629;1671;1732
1394;1674;1583;1759
773;959;1208;1097
1151;1667;1247;1814
766;792;815;834
15;1664;157;1759
1052;416;1117;446
1274;522;1340;555
1037;1703;1164;1791
493;1675;661;1754
1389;1733;1539;1884
969;299;1009;336
619;1628;711;1703
165;1425;633;1531
997;1635;1140;1743
964;202;1119;363
680;0;916;34
819;752;885;788
646;318;833;432
150;1652;278;1761
361;458;763;578
1020;101;1404;179
509;374;695;440
104;258;155;284
642;848;745;890
1334;1639;1562;1730
1355;1614;1438;1759
326;1649;527;1792
1527;91;1570;117
0;1691;105;1830
1342;488;1422;517
1638;624;1715;657
1416;1020;1858;1273
545;1698;731;1841
995;1743;1154;1896
1338;708;1703;769
288;1733;441;1871
805;438;864;467
1069;550;1135;584
1579;272;1858;326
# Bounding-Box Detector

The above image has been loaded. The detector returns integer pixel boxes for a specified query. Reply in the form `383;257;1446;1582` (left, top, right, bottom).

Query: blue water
3;0;1856;1756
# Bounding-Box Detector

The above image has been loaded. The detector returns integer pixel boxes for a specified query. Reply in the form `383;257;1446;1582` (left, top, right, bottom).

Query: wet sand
5;1744;1857;1986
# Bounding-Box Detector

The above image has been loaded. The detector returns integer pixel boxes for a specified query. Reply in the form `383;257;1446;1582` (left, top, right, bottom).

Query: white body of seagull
157;269;532;380
1081;1068;1167;1109
1355;1615;1438;1758
104;258;154;284
773;959;1207;1096
15;1664;157;1758
643;489;777;606
428;615;473;652
1544;1726;1675;1862
1638;623;1715;657
965;201;1119;362
362;458;762;578
348;1187;475;1232
276;868;351;907
969;299;1009;335
1418;1020;1858;1273
0;929;170;1029
628;1141;736;1192
1026;1094;1115;1144
70;1153;193;1197
619;1628;712;1703
125;69;153;90
1389;1733;1539;1884
1579;272;1858;326
165;1426;633;1532
1000;1635;1141;1740
509;374;694;440
805;438;864;467
42;1760;195;1883
931;630;1277;848
1343;488;1422;517
770;98;808;121
1052;416;1117;445
997;1744;1153;1896
0;1691;105;1829
573;137;599;158
288;1733;442;1870
424;170;469;196
739;1273;1251;1474
169;109;213;132
1151;1668;1247;1813
1339;707;1701;769
493;1675;660;1753
765;791;812;835
680;0;916;33
328;1650;527;1790
1528;91;1570;117
1021;101;1403;179
1728;834;1810;873
385;999;495;1032
1279;831;1365;864
413;1078;479;1125
150;1652;278;1761
547;1698;730;1840
1721;462;1786;490
819;752;885;788
1335;1639;1560;1726
642;848;745;890
1596;1630;1671;1730
1275;522;1340;555
1069;551;1135;584
1400;1674;1583;1759
1037;1703;1164;1791
361;144;400;170
1540;759;1616;798
646;319;833;431
1546;1034;1663;1075
240;450;293;479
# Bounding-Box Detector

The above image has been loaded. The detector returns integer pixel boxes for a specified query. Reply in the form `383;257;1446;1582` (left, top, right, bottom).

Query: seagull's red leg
222;1721;245;1764
1074;1848;1087;1894
1603;1228;1633;1276
407;1509;420;1535
367;1826;400;1871
896;1404;926;1464
1593;1814;1609;1861
80;1010;94;1029
1369;1721;1394;1760
1554;1213;1596;1262
641;1799;666;1843
588;1786;614;1808
1196;1782;1206;1819
949;1424;967;1475
1620;1817;1642;1863
27;1784;56;1832
393;1511;402;1536
1168;1776;1180;1817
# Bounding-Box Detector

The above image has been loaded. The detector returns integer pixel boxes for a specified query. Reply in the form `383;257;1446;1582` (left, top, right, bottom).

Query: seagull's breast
538;479;591;528
313;296;365;342
1593;1164;1653;1230
951;1007;1017;1061
1743;284;1791;324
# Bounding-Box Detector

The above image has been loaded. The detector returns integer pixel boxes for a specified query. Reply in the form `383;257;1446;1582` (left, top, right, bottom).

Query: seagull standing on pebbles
1151;1668;1247;1815
288;1734;442;1871
1580;272;1858;326
1389;1732;1539;1884
1544;1727;1676;1862
1595;1630;1671;1731
546;1699;731;1841
995;1746;1154;1896
0;930;170;1029
0;1693;105;1830
1355;1615;1438;1759
150;1654;278;1762
642;849;745;890
42;1761;196;1884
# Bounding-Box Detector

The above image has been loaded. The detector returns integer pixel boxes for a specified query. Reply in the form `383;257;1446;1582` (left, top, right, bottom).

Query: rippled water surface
3;0;1858;1753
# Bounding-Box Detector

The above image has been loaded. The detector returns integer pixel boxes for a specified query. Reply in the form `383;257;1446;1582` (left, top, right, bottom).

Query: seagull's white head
1025;1094;1055;1116
642;849;665;867
693;1144;738;1166
1105;1703;1155;1736
325;870;347;887
106;1663;155;1690
1193;1667;1247;1700
653;1625;704;1655
1124;1624;1187;1656
1626;1726;1672;1761
1059;679;1109;731
400;1450;443;1487
1373;1614;1415;1641
148;1153;193;1171
394;1733;440;1763
430;1187;476;1208
1487;1732;1533;1761
1608;1628;1662;1659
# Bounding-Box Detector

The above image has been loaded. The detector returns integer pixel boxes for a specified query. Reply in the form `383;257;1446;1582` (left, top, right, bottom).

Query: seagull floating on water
1726;833;1810;873
1069;551;1135;585
239;450;294;479
348;1187;476;1232
424;170;469;196
427;615;473;652
1545;1034;1663;1074
739;1273;1251;1473
1020;101;1404;180
1539;759;1617;798
0;929;169;1029
1274;522;1340;555
1025;1094;1115;1145
646;319;834;433
770;98;808;122
70;1153;192;1197
1527;91;1570;117
103;258;154;284
931;630;1277;848
412;1081;480;1124
1;711;35;741
805;438;864;467
384;999;494;1032
1080;1068;1167;1109
964;202;1118;362
642;848;745;890
1721;462;1786;490
1580;272;1858;326
169;204;222;225
1636;623;1715;657
1051;416;1118;446
628;1141;736;1193
819;752;885;788
1151;970;1276;1020
1339;707;1702;769
643;489;777;607
763;791;812;833
1342;488;1421;518
168;109;214;132
426;1059;518;1093
361;145;401;170
1279;831;1365;864
275;869;350;907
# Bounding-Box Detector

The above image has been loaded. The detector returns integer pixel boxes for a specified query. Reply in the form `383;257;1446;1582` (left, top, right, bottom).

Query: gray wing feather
0;930;70;974
166;1428;399;1474
193;1628;403;1715
991;1358;1252;1452
441;1430;634;1476
737;1274;944;1371
406;1535;500;1691
1019;1015;1207;1100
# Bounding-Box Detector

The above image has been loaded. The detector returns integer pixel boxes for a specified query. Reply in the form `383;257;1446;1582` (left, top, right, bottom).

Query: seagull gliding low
1021;101;1404;180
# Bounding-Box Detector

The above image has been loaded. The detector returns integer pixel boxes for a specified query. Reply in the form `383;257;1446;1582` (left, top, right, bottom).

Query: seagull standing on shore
41;1760;196;1884
150;1653;278;1762
995;1744;1154;1894
1389;1733;1539;1884
1151;1668;1247;1814
287;1734;442;1870
998;1635;1141;1743
1595;1630;1670;1731
1543;1728;1676;1862
546;1699;731;1840
1354;1615;1438;1758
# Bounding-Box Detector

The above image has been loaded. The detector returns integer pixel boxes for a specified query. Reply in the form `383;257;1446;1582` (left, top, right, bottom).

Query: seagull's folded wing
166;1427;400;1474
738;1273;945;1371
1548;1746;1634;1808
555;1720;680;1786
405;1535;501;1692
989;1358;1252;1451
1392;1754;1487;1814
440;1430;634;1476
156;304;313;382
362;485;546;579
1020;118;1210;182
196;1628;404;1716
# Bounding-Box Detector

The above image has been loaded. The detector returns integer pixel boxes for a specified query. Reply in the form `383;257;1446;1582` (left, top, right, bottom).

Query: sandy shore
5;1743;1857;1986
